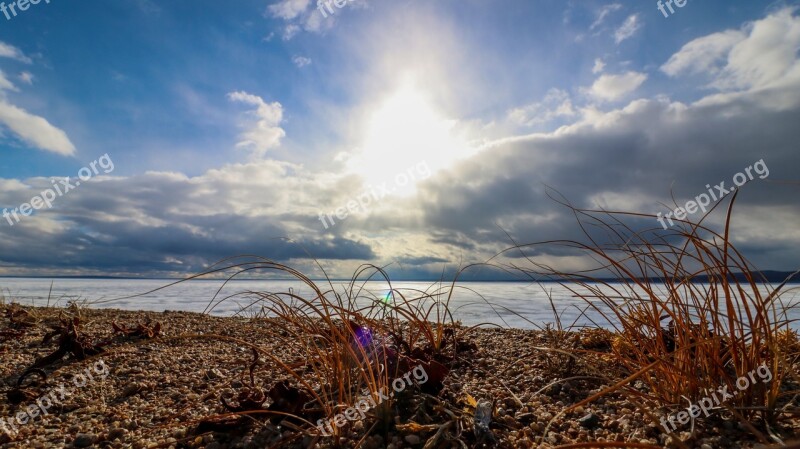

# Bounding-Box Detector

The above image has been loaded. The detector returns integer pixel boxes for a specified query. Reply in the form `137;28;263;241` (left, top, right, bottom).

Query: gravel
1;305;796;449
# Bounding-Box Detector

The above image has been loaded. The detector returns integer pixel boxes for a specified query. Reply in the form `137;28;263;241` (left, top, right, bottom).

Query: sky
0;0;799;280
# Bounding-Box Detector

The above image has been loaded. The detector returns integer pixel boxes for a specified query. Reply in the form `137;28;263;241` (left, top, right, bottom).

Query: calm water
1;278;798;330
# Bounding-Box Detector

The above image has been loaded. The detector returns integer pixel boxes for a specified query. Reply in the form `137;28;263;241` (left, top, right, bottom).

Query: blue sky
0;0;799;279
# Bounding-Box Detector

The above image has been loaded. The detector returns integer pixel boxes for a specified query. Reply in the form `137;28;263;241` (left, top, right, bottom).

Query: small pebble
73;433;96;447
404;434;421;445
579;413;601;429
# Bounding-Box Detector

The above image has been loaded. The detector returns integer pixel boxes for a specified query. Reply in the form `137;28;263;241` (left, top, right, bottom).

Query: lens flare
354;326;373;348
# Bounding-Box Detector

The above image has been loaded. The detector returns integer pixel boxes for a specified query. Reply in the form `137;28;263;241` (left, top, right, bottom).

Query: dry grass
504;192;800;444
93;258;479;446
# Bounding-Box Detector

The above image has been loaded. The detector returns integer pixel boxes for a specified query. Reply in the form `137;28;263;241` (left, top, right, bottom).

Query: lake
1;278;798;330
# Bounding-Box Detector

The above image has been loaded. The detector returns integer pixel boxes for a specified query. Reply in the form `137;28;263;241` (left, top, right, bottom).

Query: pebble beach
1;305;797;449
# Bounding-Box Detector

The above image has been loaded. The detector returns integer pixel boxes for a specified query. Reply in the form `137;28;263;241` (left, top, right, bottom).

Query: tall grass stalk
507;194;799;440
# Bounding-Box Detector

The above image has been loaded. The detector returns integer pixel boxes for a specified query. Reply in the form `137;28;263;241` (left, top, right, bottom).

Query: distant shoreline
1;270;798;283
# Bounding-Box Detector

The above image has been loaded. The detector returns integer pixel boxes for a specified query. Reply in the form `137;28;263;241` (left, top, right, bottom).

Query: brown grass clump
107;259;482;447
507;192;799;445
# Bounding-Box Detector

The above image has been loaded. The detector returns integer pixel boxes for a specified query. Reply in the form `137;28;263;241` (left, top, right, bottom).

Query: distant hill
1;271;797;283
672;270;800;284
397;269;800;283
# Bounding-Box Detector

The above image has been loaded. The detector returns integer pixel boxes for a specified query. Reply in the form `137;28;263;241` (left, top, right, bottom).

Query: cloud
0;57;75;156
267;0;346;41
1;6;799;279
282;24;302;40
18;72;33;85
614;14;640;44
712;8;799;92
419;9;800;272
292;55;312;67
586;71;647;101
0;160;378;277
507;88;575;127
662;8;800;93
228;91;286;157
381;7;799;277
592;58;606;74
661;30;746;77
659;7;800;112
267;0;311;20
413;77;800;273
0;70;17;92
0;101;76;156
0;42;31;63
3;60;800;277
266;0;338;39
590;3;621;31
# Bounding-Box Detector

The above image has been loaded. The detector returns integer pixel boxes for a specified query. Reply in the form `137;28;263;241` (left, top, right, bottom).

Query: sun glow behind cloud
343;82;474;196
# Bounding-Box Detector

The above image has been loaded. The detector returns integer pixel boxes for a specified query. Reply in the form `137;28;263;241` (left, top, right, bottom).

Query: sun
344;82;473;196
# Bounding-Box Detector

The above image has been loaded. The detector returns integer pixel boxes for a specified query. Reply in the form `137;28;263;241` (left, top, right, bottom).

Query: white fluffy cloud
228;91;286;157
586;71;647;101
0;68;75;156
0;101;77;156
0;50;75;156
661;30;745;77
662;7;800;94
711;8;800;91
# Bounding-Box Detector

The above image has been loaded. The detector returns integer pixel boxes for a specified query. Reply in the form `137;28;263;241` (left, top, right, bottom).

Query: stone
579;413;601;429
404;434;421;445
73;433;96;447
